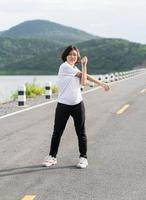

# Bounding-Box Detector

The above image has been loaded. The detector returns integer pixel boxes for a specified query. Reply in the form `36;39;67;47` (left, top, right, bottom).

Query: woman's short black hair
61;45;81;63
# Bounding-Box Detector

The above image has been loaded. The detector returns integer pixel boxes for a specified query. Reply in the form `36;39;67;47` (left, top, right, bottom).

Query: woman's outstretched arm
80;56;88;86
76;72;110;91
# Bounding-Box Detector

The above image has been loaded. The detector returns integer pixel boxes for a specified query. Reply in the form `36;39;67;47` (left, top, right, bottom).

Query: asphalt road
0;72;146;200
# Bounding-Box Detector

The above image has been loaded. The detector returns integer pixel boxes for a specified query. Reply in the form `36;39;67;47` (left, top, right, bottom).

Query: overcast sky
0;0;146;44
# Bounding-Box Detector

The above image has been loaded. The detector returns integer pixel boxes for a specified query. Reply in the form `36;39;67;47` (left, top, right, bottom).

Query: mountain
1;20;98;45
0;37;63;70
77;38;146;73
0;20;146;75
0;38;146;75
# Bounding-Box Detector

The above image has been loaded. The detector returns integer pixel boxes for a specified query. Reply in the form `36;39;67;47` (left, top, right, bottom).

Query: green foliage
0;37;146;75
25;82;45;98
0;37;62;70
52;84;59;94
77;38;146;73
11;81;58;101
11;80;45;100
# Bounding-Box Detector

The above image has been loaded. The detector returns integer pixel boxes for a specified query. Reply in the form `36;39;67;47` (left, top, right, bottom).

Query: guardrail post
45;81;52;99
80;86;84;91
18;85;26;106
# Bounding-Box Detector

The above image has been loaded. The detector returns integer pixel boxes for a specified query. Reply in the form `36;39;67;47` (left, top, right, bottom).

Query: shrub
51;84;59;94
11;81;59;101
25;82;45;98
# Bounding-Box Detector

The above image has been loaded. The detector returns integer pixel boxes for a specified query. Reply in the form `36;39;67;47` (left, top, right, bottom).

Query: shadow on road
0;164;79;177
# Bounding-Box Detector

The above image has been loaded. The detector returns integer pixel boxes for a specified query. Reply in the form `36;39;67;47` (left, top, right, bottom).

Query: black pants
49;101;87;158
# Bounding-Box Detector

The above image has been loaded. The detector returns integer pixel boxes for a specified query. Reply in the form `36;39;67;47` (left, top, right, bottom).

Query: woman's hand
81;56;88;66
100;82;110;91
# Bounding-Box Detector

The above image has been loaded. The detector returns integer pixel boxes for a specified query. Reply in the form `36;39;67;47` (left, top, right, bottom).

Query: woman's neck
66;61;74;67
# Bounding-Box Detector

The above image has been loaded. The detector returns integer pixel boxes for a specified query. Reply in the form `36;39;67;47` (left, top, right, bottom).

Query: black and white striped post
89;82;94;87
18;85;26;106
80;86;84;91
45;81;52;99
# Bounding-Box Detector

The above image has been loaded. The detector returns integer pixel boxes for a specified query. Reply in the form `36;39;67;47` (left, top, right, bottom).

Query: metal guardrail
96;68;146;83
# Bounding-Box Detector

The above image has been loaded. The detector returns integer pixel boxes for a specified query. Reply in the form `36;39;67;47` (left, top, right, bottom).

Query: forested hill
0;37;146;75
1;20;98;45
77;38;146;74
0;20;146;75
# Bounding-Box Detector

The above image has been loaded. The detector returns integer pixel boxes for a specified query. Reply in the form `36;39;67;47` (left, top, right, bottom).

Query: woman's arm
76;72;110;91
75;56;110;91
80;56;88;86
87;74;110;91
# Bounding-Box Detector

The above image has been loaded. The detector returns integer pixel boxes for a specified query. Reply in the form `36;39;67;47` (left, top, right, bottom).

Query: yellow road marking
140;88;146;93
21;195;35;200
117;104;130;114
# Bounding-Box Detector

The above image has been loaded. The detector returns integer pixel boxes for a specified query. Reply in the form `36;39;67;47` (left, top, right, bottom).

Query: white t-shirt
57;61;83;105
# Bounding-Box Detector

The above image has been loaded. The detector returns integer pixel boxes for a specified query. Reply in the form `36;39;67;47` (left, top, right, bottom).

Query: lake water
0;75;58;103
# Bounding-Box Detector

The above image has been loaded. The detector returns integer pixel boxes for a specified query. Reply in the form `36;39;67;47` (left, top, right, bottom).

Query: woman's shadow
0;164;78;177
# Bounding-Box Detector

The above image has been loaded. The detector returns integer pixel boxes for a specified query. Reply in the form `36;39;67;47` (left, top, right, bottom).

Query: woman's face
66;50;78;66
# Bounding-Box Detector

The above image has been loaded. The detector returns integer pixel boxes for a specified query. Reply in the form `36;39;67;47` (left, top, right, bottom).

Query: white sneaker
77;157;88;169
42;155;57;167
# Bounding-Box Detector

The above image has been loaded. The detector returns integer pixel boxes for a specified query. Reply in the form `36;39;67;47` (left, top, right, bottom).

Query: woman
42;45;110;168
